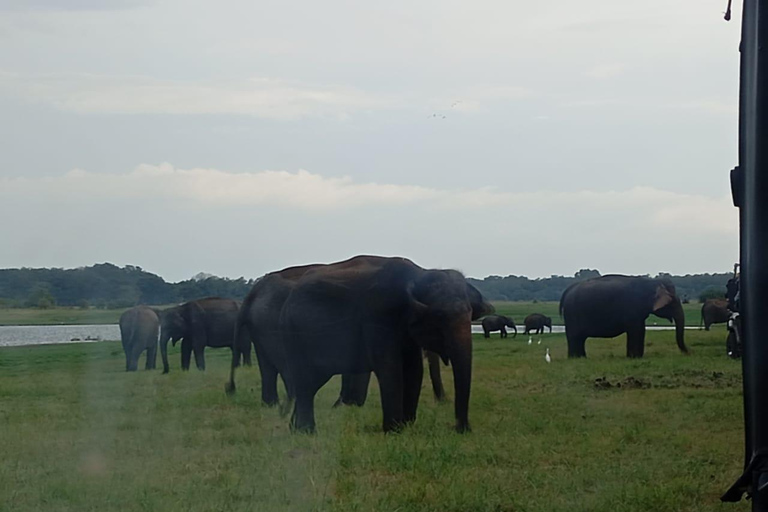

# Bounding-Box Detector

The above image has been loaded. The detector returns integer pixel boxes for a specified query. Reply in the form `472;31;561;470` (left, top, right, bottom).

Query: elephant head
649;278;688;354
502;315;517;337
403;268;494;432
159;306;185;374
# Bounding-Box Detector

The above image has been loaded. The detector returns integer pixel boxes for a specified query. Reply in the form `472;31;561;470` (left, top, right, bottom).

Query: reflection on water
0;325;120;347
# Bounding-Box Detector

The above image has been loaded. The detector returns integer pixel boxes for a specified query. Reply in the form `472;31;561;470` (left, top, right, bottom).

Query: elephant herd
120;256;694;434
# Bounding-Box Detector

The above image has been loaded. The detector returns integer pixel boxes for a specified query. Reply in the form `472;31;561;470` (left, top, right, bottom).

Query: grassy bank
490;301;709;327
0;301;715;327
0;329;747;511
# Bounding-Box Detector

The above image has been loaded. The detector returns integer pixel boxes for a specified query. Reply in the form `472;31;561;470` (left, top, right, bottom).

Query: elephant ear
652;283;675;312
466;282;494;320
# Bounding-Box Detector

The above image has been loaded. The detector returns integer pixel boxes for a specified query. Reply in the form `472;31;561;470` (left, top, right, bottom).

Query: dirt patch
592;371;739;391
593;376;651;390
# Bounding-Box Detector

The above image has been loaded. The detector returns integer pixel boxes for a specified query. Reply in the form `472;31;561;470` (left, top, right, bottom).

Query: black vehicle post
722;1;768;509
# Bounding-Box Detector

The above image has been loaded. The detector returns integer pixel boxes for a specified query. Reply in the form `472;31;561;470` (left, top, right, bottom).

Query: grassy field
0;301;713;327
0;329;747;511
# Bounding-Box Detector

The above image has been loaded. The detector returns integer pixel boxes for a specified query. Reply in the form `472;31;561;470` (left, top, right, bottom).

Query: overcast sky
0;0;741;282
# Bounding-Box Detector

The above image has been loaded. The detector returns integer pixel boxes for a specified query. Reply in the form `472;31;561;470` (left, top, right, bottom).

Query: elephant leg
181;340;192;371
256;356;281;406
374;364;405;432
704;321;711;331
193;345;205;371
501;326;507;338
335;373;371;407
402;346;424;424
145;344;157;370
290;373;330;434
566;331;587;358
626;324;646;358
483;330;490;339
426;351;446;401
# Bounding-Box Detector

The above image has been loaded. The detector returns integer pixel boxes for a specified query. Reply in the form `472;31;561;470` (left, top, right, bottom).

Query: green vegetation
0;330;747;511
0;305;177;326
0;301;721;327
0;263;732;311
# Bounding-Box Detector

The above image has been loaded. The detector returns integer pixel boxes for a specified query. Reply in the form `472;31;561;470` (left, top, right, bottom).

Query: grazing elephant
335;350;448;407
524;313;552;335
160;297;245;373
700;298;730;330
560;275;688;358
119;306;160;371
277;255;494;433
481;315;517;338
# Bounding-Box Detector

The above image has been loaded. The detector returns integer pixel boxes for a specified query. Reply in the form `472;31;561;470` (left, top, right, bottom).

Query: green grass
0;329;747;511
0;305;177;326
489;301;711;327
1;301;715;328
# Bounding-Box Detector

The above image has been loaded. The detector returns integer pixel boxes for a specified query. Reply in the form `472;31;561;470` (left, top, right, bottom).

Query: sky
0;0;741;282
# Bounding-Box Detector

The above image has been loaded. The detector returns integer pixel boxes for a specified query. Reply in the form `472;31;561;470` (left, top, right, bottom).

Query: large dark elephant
119;306;160;371
277;255;494;433
700;298;729;330
481;315;517;338
160;297;245;373
334;350;448;407
226;262;325;406
560;275;688;358
524;313;552;335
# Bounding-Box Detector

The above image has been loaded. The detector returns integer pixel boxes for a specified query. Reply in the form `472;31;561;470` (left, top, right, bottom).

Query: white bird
537;338;542;345
545;348;551;363
528;336;532;345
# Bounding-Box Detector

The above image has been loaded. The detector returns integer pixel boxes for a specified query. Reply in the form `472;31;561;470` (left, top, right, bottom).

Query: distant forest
0;263;730;309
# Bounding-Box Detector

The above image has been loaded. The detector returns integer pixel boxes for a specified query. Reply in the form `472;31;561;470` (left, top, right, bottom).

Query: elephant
227;255;420;406
559;275;688;358
227;260;366;405
334;350;448;407
276;255;494;433
159;297;246;373
524;313;552;335
700;298;730;330
481;315;517;338
119;305;160;371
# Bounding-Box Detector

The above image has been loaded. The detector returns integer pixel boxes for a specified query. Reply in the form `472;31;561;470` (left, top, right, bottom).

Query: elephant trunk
511;324;517;338
672;300;688;354
160;331;171;374
449;326;473;433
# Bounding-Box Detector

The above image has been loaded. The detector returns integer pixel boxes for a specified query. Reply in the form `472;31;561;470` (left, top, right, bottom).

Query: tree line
0;263;254;309
0;263;730;309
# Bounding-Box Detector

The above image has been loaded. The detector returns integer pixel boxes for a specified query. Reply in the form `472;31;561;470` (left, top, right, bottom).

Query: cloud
583;64;626;80
0;73;396;119
0;163;738;281
0;164;737;233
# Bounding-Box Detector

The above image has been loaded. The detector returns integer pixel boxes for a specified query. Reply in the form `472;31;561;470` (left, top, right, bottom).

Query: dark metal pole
722;1;768;509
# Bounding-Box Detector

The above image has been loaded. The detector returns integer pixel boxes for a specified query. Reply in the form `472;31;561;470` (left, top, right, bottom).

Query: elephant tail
225;312;246;396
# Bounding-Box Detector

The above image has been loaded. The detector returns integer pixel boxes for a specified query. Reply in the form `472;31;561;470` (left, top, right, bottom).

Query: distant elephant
276;255;494;433
160;297;246;373
700;299;730;330
524;313;552;335
560;275;688;358
481;315;517;338
119;305;160;371
335;350;448;407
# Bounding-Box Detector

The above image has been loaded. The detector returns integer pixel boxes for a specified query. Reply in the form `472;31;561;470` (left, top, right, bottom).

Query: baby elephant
482;315;517;339
524;313;552;335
